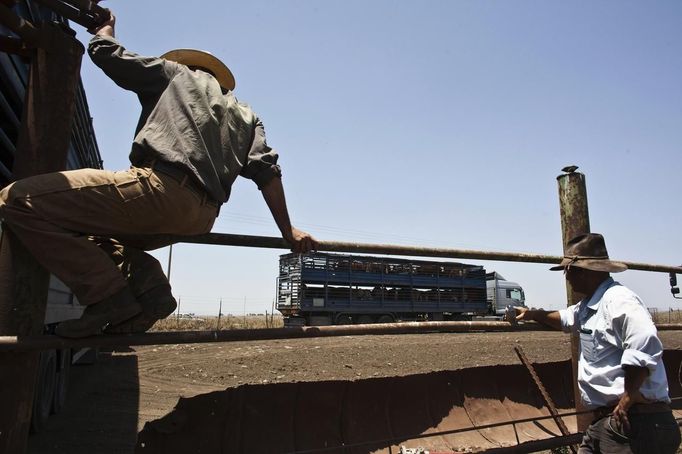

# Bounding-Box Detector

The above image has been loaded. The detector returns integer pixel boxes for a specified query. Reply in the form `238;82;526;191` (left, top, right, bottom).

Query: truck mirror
671;273;681;299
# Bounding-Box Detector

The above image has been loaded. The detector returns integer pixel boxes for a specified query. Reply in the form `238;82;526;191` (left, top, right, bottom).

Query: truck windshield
507;288;524;304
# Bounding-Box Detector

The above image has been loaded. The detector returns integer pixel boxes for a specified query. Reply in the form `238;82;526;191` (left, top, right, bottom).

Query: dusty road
28;331;682;453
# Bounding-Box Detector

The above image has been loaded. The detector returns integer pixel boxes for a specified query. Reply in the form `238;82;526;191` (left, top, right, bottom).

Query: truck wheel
377;315;394;324
356;315;374;325
52;349;71;414
31;350;57;434
335;314;352;325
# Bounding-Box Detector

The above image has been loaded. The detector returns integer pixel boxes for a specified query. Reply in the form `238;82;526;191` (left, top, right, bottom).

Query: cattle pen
1;1;682;453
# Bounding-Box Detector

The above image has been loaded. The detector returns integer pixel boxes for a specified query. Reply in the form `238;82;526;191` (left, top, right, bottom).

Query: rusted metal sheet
132;349;682;453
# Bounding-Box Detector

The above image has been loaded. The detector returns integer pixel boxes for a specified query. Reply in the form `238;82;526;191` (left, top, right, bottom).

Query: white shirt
558;277;670;409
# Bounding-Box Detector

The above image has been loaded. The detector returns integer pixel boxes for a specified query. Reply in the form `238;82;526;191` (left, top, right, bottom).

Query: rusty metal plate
136;351;682;453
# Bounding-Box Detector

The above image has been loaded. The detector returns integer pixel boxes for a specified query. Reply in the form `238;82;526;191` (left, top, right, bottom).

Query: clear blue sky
75;1;681;315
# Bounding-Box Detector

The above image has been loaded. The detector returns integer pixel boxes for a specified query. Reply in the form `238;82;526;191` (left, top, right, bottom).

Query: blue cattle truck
277;252;492;326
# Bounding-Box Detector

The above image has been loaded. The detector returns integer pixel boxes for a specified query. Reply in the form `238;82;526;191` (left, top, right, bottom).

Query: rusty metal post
0;19;84;453
557;167;591;432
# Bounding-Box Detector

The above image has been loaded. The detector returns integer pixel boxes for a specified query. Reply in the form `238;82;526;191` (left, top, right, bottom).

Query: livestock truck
277;253;527;326
0;0;103;433
277;252;494;326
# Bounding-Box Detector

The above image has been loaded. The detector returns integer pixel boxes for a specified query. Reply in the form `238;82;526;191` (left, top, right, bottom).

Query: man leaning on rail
509;233;680;453
0;9;317;338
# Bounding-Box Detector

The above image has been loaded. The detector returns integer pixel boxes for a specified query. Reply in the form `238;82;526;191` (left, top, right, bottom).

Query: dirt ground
28;331;682;454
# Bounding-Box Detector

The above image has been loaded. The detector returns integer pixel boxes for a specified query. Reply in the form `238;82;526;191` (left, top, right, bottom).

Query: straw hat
161;49;235;91
550;233;627;273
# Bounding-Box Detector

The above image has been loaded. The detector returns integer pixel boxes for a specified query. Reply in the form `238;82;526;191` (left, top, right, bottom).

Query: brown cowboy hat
550;233;627;273
161;49;235;91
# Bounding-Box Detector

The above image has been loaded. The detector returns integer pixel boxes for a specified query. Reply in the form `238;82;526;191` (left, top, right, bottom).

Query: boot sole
105;299;177;334
55;303;141;338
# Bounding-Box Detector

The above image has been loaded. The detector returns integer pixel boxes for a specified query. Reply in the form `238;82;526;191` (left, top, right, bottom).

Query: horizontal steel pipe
2;321;682;353
0;321;555;352
176;233;682;274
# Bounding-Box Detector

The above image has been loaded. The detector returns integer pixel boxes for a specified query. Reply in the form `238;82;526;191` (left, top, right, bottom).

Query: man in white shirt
511;233;680;453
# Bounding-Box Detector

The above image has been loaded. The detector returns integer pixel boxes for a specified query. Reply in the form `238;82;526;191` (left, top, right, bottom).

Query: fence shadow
28;349;140;454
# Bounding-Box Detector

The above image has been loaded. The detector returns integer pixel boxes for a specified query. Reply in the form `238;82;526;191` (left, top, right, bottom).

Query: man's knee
0;182;16;222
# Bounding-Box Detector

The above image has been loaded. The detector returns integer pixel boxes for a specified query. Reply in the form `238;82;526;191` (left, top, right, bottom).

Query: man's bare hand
285;227;318;253
504;306;530;323
611;389;651;433
88;8;115;36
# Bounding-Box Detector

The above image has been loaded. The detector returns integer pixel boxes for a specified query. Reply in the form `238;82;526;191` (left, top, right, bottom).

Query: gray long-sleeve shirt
88;35;281;203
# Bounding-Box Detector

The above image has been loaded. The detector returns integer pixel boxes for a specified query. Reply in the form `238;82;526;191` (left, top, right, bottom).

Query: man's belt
593;401;672;420
145;160;220;208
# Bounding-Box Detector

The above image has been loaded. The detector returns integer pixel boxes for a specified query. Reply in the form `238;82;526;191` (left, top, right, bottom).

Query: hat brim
161;49;235;91
549;258;627;273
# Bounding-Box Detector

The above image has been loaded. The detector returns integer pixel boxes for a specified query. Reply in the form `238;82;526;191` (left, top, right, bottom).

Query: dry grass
650;308;682;324
148;309;682;332
150;314;284;332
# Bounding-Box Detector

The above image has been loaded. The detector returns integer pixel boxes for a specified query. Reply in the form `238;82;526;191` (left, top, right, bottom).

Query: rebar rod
2;321;682;353
514;345;577;454
175;233;682;274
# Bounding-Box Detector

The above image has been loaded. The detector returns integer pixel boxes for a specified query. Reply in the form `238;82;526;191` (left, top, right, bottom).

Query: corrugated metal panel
0;0;103;322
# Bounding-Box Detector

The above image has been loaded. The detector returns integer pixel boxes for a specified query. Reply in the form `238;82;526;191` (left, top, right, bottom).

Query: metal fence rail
176;233;682;274
2;321;682;353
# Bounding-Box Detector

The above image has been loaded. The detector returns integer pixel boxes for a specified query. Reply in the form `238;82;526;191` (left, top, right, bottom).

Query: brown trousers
0;166;218;305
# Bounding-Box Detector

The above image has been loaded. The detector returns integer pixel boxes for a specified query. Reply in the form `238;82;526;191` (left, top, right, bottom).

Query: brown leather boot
105;285;177;334
55;287;141;338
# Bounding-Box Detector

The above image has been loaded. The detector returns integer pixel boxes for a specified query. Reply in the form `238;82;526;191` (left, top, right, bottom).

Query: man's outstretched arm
510;306;563;330
260;176;318;253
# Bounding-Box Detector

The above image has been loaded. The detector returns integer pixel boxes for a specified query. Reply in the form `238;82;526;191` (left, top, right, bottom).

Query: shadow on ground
28;349;140;454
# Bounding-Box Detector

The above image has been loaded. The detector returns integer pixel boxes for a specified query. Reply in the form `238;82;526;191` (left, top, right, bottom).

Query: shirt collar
583;277;616;310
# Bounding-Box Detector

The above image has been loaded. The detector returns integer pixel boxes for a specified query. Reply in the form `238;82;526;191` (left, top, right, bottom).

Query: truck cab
486;272;526;316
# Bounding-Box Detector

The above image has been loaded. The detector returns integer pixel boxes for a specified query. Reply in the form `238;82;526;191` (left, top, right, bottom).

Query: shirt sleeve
609;292;663;373
559;304;578;333
88;35;176;95
239;117;282;189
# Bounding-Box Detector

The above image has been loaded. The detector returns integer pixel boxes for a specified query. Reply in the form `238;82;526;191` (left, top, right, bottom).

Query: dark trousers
579;411;680;454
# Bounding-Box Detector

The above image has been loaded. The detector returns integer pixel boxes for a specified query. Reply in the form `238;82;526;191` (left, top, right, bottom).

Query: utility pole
166;244;173;284
217;298;222;330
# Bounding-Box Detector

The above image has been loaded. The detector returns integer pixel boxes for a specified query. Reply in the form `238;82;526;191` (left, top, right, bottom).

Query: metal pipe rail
175;233;682;274
2;321;682;353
